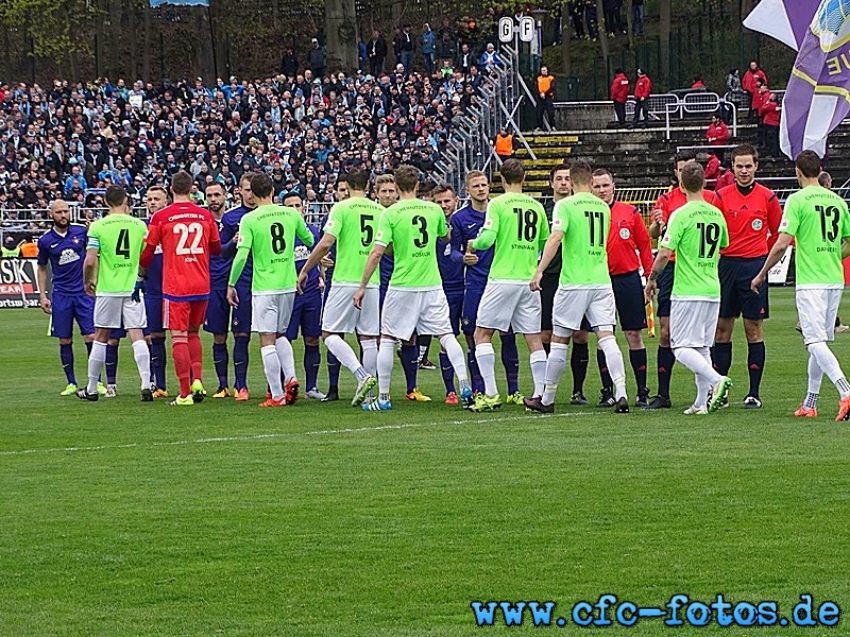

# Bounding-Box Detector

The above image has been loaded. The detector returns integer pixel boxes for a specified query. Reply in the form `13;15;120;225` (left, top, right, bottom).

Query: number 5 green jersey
323;196;382;286
553;192;611;288
229;204;314;293
376;199;447;289
471;192;549;280
660;200;729;299
779;185;850;288
86;213;148;295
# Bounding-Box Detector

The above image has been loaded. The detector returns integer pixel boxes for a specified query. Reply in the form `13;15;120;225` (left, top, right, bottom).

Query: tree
325;0;359;72
659;0;671;84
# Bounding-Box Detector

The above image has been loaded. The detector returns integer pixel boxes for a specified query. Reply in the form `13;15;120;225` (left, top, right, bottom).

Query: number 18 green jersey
323;196;382;286
86;213;148;295
471;192;549;281
552;192;611;288
376;199;447;289
780;185;850;288
660;200;729;299
229;204;314;293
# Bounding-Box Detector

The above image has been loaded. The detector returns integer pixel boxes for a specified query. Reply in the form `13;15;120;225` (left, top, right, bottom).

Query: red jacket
705;154;721;184
759;99;780;127
742;68;768;95
611;73;630;103
706;121;729;145
716;169;735;190
635;75;651;99
751;89;769;113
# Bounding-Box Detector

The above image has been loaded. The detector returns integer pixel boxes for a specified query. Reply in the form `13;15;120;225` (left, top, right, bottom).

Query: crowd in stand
0;16;506;227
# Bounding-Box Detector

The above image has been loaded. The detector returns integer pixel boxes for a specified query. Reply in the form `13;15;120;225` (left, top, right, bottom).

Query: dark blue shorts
656;261;676;318
286;289;323;340
51;292;94;339
204;286;252;335
719;256;769;320
461;286;485;335
144;294;164;334
540;273;559;332
445;287;464;336
612;270;648;332
109;327;127;339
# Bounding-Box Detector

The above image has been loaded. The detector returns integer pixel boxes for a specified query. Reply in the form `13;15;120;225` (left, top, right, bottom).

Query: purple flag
745;0;850;158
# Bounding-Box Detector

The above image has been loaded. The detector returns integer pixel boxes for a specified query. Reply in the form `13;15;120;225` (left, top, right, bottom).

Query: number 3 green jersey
660;200;729;299
86;213;148;295
780;185;850;288
553;192;611;288
323;196;382;286
229;204;314;293
471;192;549;281
376;199;447;289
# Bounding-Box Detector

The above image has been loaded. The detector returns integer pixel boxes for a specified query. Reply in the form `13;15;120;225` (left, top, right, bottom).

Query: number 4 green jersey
376;198;447;289
323;196;382;286
471;192;549;280
552;192;611;288
86;213;148;295
229;204;314;293
660;200;729;299
780;185;850;288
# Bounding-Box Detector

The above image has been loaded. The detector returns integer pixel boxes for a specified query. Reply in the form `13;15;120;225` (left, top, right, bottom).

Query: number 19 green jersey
552;192;611;288
229;204;314;293
471;192;549;281
660;200;729;299
86;213;148;295
780;185;850;288
323;196;382;286
376;199;447;289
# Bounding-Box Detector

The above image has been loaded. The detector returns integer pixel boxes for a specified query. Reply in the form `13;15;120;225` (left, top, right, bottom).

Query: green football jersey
471;192;549;280
376;198;447;289
323;196;382;286
229;204;314;293
86;213;147;295
660;200;729;299
552;192;611;287
780;185;850;287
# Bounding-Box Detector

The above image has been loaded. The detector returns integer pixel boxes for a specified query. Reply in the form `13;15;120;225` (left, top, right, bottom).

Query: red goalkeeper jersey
142;201;221;302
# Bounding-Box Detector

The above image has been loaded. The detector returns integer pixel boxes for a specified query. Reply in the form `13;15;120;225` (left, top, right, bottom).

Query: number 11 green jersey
229;204;314;293
780;185;850;288
660;200;729;299
323;196;382;286
471;192;549;280
553;192;611;288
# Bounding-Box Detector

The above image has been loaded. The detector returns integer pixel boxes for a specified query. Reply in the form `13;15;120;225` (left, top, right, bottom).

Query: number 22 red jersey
143;202;221;302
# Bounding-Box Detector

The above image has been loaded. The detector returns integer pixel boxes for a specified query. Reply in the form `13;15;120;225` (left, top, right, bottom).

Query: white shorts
553;286;616;333
94;295;146;330
321;284;380;336
381;287;452;340
252;292;295;334
670;299;720;349
476;281;541;333
797;287;842;345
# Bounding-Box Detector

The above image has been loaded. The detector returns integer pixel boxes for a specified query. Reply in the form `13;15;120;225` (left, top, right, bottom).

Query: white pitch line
0;411;593;458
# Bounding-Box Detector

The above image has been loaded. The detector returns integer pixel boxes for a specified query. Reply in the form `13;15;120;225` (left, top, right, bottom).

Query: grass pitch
2;287;850;635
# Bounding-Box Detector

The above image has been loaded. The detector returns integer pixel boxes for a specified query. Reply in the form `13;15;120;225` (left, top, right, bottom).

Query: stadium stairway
493;121;850;196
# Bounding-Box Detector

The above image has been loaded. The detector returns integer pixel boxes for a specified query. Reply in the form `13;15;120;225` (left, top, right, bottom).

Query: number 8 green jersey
471;192;549;280
229;204;314;293
323;196;382;286
376;199;447;289
553;192;612;288
660;200;729;299
779;185;850;287
86;213;148;295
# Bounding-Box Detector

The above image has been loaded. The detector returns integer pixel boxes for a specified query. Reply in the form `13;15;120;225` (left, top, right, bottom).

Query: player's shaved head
393;165;419;193
346;170;369;192
250;172;274;199
796;150;821;179
499;158;525;185
105;184;127;208
171;171;193;195
568;160;593;186
680;161;705;193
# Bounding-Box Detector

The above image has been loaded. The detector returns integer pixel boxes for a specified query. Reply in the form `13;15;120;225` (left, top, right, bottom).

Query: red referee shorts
164;298;209;332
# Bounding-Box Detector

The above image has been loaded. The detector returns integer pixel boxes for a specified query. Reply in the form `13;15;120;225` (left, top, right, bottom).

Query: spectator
392;28;405;68
705;113;729;161
421;23;437;76
584;0;599;39
703;151;721;187
691;76;705;90
358;38;368;73
479;43;502;73
400;24;415;77
610;67;629;126
2;235;20;258
633;0;645;36
570;0;585;38
457;43;474;75
759;93;780;157
494;127;515;161
281;47;299;78
632;68;651;127
308;38;327;79
742;60;768;121
367;30;388;76
535;66;556;132
436;31;458;70
753;80;769;148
